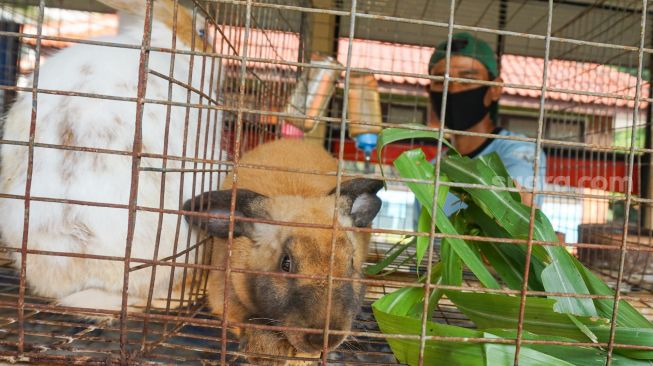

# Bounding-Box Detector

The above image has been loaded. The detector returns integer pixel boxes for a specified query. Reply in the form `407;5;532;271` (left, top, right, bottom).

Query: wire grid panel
329;0;653;364
0;0;405;364
0;0;652;365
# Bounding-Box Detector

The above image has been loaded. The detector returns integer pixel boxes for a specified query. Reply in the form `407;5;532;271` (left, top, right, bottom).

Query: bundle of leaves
371;127;653;365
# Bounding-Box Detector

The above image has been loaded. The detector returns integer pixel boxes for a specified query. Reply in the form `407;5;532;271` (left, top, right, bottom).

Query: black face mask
430;86;491;131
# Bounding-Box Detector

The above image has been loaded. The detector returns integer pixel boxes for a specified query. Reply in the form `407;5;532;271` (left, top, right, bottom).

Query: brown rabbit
184;139;383;365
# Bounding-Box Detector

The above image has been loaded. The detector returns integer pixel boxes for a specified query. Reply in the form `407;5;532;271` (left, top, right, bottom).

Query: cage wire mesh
0;0;650;365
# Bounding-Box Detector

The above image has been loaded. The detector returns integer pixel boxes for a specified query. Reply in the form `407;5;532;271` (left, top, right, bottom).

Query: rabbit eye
280;254;292;273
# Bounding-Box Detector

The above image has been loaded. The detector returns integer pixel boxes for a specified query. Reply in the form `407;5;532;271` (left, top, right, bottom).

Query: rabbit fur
0;0;225;313
184;139;384;365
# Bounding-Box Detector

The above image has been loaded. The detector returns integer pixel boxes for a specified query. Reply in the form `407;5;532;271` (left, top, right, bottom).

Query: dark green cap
428;32;498;79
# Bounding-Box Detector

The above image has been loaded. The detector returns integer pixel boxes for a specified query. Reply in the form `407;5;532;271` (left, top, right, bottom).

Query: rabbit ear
183;190;269;238
329;179;384;227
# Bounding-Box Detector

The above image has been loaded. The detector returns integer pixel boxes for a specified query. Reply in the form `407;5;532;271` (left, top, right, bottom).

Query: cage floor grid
0;257;650;365
0;259;406;365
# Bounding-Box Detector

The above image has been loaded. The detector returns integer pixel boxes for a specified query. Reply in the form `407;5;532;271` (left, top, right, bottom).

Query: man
424;32;546;216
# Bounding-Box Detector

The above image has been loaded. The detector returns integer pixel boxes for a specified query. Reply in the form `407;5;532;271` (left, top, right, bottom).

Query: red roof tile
337;38;648;108
21;14;646;109
22;13;118;48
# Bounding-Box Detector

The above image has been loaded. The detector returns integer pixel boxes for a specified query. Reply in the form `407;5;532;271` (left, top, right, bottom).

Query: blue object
355;133;378;159
0;21;20;114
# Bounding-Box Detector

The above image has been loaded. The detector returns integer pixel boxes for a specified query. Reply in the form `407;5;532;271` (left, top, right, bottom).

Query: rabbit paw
239;328;294;366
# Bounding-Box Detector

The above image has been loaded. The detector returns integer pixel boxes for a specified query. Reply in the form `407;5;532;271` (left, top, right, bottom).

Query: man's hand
513;180;535;207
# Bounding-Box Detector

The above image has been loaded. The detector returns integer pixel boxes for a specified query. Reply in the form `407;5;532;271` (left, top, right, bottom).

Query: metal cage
0;0;651;365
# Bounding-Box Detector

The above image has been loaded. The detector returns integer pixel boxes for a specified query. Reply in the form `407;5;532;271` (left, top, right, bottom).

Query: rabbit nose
305;333;344;350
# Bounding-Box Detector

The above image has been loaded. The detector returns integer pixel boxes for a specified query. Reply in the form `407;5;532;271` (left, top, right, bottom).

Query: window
383;103;427;125
499;113;585;142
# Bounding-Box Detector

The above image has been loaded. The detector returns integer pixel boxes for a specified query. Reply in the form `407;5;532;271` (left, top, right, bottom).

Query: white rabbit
0;0;225;313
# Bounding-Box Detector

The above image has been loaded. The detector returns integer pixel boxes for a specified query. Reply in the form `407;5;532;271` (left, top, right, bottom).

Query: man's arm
513;180;534;207
500;143;547;208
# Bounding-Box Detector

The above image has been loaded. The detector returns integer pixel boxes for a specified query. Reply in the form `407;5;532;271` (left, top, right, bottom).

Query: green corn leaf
572;256;653;329
535;212;598;316
373;284;653;365
464;203;546;291
377;126;456;158
390;148;443;274
484;334;575;366
394;150;500;289
389;145;449;271
415;262;445;317
446;290;598;340
484;344;574;366
589;327;653;359
369;263;442;318
424;275;445;317
465;203;551;266
373;129;652;364
441;236;463;287
567;313;599;344
441;214;466;287
374;287;652;365
440;156;525;233
376;263;444;319
416;207;431;270
473;242;526;290
445;290;653;359
433;204;500;289
392;149;437;213
373;306;486;366
376;126;457;182
440;155;597;317
440;155;551;240
541;254;598;316
477;152;521;203
486;329;653;366
463;202;548;291
372;283;486;366
365;237;415;276
376;286;425;317
415;177;450;269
